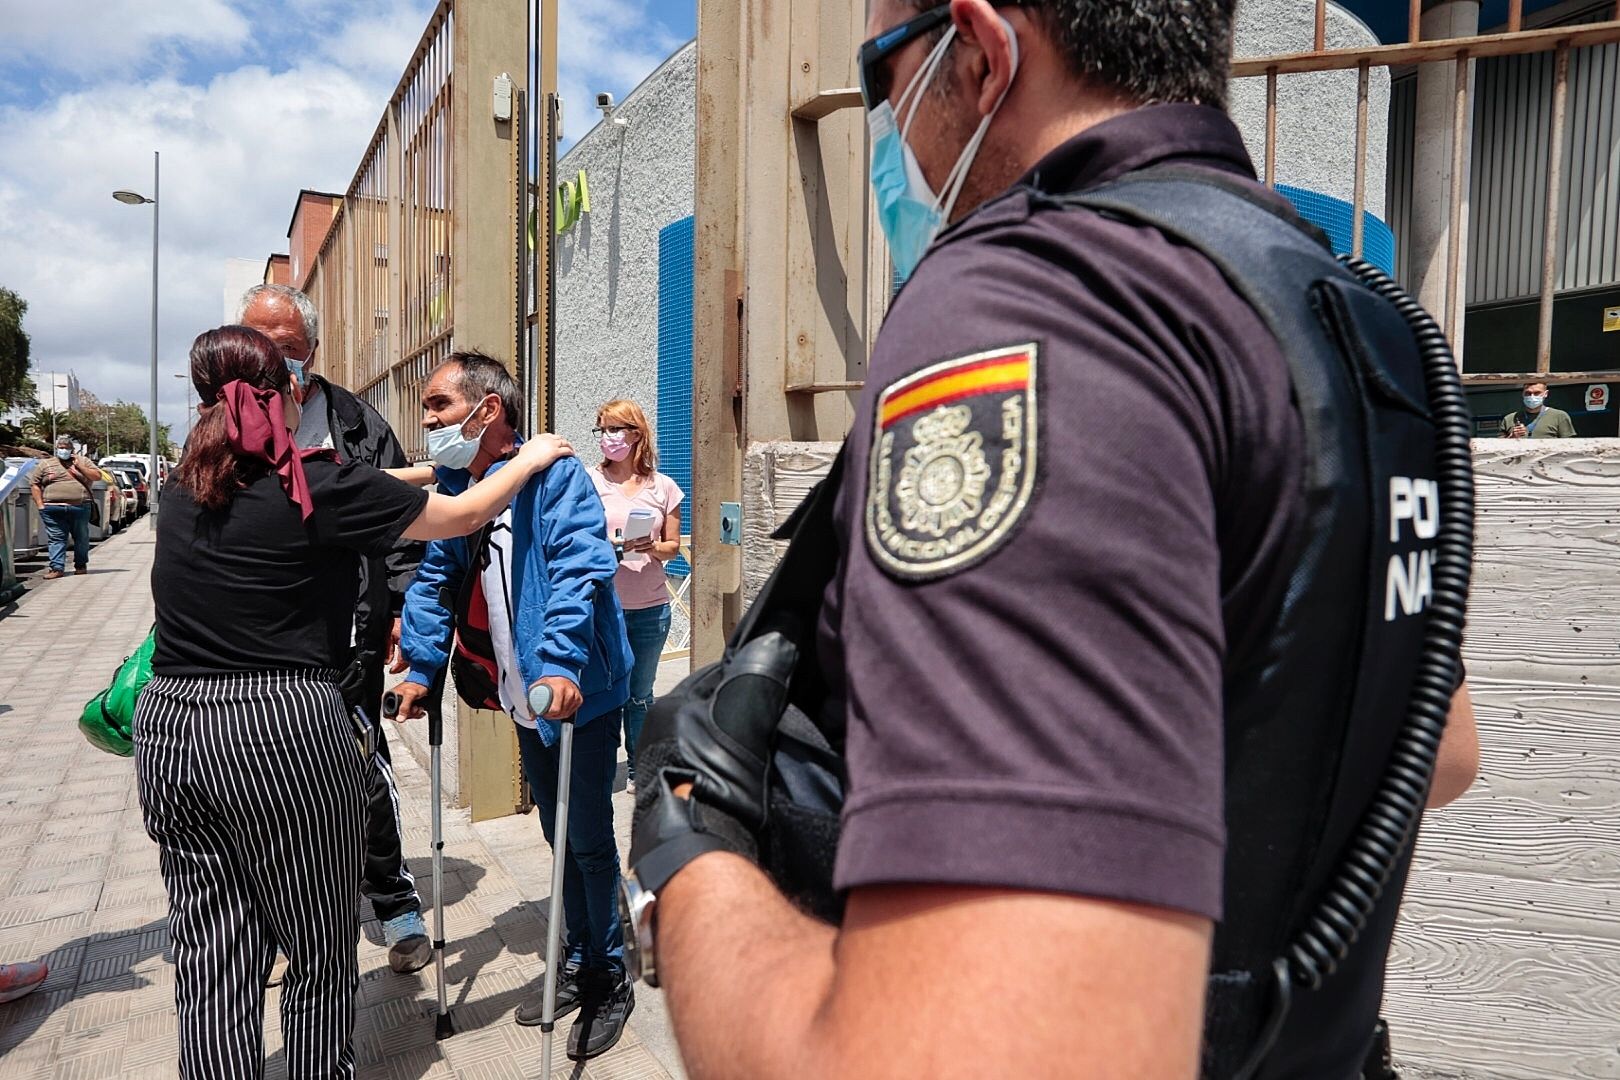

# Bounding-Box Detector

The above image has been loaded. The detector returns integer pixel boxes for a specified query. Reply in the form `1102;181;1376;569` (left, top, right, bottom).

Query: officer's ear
951;0;1018;118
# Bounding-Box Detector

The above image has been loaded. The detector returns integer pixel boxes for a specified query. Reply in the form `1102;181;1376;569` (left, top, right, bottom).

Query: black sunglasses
857;1;1022;111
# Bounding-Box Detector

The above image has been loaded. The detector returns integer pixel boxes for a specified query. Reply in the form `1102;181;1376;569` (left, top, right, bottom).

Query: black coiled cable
1231;256;1475;1080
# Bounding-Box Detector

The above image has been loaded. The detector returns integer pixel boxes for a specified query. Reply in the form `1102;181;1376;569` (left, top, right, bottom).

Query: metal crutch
525;683;575;1078
384;683;455;1041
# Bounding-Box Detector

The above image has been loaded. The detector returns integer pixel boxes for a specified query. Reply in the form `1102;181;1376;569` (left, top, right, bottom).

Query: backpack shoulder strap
1057;168;1378;1073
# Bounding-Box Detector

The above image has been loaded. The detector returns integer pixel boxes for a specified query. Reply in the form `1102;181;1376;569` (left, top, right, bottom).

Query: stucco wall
1230;0;1390;218
553;42;696;458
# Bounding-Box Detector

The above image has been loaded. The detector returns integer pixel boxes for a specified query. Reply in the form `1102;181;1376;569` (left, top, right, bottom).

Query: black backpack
446;523;504;712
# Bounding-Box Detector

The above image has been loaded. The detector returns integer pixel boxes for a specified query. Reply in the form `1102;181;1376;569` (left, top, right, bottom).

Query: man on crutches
391;351;636;1062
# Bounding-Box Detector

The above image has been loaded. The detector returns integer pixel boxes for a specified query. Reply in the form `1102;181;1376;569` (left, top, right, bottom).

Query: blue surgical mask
426;401;489;471
1523;394;1545;410
55;448;72;461
866;21;1020;282
284;357;309;389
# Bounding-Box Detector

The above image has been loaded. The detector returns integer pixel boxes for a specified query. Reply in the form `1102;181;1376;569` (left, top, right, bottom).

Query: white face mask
1522;394;1545;411
426;398;491;471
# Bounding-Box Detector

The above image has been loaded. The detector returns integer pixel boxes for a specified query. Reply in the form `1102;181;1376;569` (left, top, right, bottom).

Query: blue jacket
400;452;632;744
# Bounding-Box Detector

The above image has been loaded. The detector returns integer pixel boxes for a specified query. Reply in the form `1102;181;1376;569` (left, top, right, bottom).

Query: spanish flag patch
865;343;1040;580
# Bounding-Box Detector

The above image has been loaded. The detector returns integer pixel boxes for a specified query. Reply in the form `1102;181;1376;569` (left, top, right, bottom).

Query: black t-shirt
818;104;1396;1077
152;459;429;677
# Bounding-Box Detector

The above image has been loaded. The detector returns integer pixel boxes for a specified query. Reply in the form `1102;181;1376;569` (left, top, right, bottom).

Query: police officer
625;2;1479;1077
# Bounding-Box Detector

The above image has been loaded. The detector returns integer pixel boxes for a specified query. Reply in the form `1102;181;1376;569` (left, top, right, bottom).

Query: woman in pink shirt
587;399;684;791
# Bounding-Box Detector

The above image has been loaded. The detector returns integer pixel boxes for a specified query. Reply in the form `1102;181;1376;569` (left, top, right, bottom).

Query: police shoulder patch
864;342;1040;580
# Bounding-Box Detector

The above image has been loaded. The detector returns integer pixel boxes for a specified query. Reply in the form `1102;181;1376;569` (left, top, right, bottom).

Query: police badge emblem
865;343;1039;579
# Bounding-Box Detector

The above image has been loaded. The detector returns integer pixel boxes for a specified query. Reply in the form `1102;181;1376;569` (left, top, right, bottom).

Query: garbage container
88;479;115;541
0;460;40;601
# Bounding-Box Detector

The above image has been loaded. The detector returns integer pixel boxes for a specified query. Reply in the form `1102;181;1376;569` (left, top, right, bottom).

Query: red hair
596;399;657;477
173;326;290;510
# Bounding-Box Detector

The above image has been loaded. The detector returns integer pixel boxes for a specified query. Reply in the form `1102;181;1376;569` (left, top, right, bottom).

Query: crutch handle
382;690;401;718
527;682;554;719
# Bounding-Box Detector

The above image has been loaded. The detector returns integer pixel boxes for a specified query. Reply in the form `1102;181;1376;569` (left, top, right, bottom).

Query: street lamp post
113;150;159;522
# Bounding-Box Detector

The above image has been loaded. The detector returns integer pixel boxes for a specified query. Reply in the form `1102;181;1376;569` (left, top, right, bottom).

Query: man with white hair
237;283;432;974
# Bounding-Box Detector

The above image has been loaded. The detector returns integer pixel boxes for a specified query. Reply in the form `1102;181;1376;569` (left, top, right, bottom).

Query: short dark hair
439;350;523;429
908;0;1238;108
1523;380;1548;392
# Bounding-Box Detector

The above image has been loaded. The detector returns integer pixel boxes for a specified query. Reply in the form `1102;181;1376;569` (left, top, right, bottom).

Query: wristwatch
618;872;660;987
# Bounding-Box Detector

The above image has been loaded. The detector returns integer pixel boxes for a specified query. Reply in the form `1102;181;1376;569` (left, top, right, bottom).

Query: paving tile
0;1034;58;1080
0;535;676;1080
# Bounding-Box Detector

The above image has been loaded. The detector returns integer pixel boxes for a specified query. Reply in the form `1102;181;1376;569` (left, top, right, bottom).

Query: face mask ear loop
935;17;1021;224
460;394;494;443
898;26;957;143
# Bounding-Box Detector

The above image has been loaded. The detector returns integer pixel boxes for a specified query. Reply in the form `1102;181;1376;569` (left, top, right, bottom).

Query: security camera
596;92;616;116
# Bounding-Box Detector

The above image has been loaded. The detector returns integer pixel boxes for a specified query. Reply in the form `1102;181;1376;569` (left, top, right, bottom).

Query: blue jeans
40;504;90;572
515;712;625;974
622;604;672;780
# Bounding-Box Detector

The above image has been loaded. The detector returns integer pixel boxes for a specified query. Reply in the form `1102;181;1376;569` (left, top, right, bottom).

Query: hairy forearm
660;853;840;1079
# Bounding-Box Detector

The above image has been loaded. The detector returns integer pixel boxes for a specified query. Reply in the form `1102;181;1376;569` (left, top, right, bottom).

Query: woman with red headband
134;325;572;1078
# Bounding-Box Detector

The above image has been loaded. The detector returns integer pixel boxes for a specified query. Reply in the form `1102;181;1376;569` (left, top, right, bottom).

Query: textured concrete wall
551;42;696;654
1230;0;1390;217
746;439;1620;1079
553;42;696;457
1386;440;1620;1080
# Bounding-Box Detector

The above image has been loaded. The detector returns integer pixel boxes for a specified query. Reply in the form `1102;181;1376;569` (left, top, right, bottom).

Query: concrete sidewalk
0;524;683;1080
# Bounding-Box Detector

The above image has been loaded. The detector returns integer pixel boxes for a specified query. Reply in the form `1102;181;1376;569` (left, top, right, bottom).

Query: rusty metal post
1409;0;1421;44
1508;0;1523;33
1537;43;1570;374
1314;0;1327;53
1352;61;1369;259
1264;68;1278;188
1444;50;1471;349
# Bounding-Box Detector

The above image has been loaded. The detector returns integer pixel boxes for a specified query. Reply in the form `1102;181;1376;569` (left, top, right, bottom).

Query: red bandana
218;381;334;521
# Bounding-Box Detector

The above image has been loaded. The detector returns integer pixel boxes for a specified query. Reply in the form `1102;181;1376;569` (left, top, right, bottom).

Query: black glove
629;631;797;893
338;650;379;711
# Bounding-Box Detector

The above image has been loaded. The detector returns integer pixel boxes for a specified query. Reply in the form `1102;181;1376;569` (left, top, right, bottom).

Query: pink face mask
600;431;635;461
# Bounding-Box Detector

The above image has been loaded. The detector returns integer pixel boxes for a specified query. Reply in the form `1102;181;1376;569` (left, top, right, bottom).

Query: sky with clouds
0;0;695;439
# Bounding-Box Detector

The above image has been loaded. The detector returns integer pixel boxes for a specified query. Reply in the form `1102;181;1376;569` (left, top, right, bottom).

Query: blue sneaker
383;911;431;974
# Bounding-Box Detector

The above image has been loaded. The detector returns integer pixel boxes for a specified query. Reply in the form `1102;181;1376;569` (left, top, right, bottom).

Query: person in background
587;399;684;792
238;282;433;975
31;435;101;579
1501;380;1576;438
137;326;572;1078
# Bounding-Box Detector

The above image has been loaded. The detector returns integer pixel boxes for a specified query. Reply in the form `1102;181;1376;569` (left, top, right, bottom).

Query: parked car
110;470;138;522
113;467;148;516
99;454;166;498
95;468;125;535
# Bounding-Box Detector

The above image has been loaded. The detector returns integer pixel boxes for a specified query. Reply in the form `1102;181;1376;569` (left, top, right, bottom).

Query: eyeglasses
857;0;1022;111
593;425;633;435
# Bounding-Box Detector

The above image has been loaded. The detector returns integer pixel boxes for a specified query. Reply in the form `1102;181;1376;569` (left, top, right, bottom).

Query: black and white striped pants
135;670;368;1079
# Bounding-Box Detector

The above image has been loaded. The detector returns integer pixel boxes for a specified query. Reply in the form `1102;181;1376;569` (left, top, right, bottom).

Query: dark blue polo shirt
819;103;1392;1078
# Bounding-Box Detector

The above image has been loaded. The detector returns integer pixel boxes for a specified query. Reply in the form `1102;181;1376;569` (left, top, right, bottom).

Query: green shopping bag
79;628;156;757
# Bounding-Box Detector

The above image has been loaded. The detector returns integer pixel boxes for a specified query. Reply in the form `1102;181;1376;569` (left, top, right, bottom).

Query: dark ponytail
173;326;289;510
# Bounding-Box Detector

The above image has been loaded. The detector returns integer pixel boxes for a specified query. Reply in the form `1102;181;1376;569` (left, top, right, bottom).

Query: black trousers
135;670;367;1080
361;713;419;924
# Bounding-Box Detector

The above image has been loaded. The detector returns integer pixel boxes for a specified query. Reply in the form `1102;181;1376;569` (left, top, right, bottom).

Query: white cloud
0;0;250;72
0;60;402;435
0;0;684;439
557;0;686;147
314;0;443;80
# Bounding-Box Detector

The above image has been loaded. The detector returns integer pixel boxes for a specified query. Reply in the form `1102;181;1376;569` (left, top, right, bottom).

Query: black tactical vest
681;170;1470;1079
